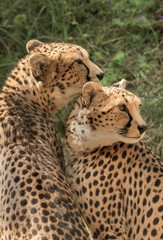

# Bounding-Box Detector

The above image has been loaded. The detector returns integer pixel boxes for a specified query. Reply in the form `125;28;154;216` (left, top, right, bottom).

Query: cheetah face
27;40;103;112
80;80;147;146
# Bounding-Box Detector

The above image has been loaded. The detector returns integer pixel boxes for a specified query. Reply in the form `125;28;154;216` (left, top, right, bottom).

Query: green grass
0;0;162;157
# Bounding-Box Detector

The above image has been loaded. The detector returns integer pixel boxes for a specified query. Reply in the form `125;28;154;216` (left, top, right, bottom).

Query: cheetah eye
75;59;84;65
117;104;126;112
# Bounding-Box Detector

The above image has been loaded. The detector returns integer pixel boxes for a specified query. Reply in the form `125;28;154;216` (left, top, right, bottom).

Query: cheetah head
69;80;147;151
26;40;104;112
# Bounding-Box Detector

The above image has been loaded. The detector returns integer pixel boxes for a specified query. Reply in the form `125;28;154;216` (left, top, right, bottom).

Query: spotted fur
0;40;103;240
66;80;163;240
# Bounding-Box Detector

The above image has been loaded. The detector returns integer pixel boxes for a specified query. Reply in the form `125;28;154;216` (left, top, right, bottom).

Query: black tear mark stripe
82;62;90;81
124;106;133;129
74;59;90;82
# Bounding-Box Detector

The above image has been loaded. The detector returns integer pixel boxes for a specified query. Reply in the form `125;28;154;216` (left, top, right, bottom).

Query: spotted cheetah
0;39;103;240
66;80;163;240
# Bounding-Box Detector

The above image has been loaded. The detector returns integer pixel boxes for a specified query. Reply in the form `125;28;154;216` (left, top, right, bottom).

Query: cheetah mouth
124;136;140;139
118;130;143;140
122;136;141;141
118;134;143;144
117;131;142;139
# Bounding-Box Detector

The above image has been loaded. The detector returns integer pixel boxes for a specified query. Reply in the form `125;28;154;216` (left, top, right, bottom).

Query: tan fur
0;40;103;240
66;81;163;240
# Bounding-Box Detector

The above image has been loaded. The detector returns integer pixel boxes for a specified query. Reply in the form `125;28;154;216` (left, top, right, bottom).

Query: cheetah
66;80;163;240
0;39;103;240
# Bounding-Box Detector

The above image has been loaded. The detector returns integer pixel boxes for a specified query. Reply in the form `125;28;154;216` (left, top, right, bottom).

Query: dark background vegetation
0;0;162;157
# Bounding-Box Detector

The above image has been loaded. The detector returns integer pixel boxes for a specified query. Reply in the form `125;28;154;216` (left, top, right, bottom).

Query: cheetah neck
2;59;54;117
66;107;118;156
0;59;57;148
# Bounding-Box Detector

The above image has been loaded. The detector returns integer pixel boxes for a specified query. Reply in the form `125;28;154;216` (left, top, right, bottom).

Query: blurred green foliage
0;0;162;156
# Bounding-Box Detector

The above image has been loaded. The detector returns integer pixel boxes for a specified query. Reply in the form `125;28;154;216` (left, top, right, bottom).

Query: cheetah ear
29;53;50;82
112;79;126;89
26;39;43;53
81;82;102;108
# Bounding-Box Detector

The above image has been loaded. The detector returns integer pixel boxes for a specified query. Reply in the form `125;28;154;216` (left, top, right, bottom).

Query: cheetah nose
138;124;147;134
96;72;104;81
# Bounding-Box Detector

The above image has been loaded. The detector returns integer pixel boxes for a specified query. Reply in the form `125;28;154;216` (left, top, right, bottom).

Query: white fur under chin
69;115;142;153
70;121;118;152
83;130;120;150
